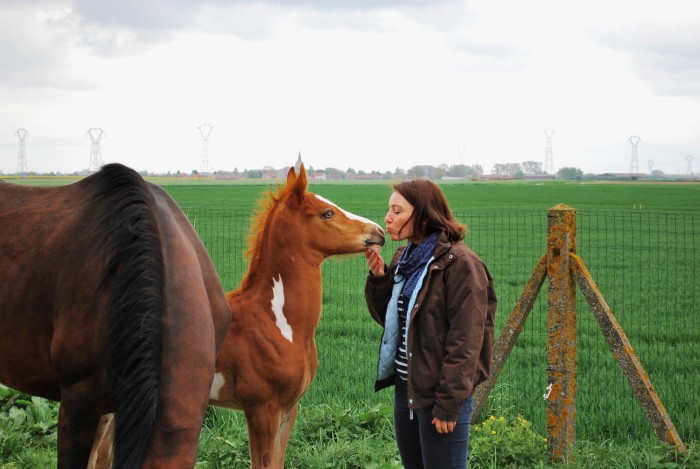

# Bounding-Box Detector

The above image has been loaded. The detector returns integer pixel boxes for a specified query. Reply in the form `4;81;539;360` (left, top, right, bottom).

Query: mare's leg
245;404;284;469
57;383;102;469
275;404;299;468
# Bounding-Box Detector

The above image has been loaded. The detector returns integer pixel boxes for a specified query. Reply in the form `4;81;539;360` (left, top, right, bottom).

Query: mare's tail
92;163;164;467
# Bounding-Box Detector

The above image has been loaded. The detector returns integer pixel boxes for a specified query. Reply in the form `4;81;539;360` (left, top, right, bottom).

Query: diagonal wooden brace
470;255;547;424
570;254;687;454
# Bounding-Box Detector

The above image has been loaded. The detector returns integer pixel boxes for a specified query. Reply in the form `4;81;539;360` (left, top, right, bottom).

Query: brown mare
209;164;385;468
0;164;231;468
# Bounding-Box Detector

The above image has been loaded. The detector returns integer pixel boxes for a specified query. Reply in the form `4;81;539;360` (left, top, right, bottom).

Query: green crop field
156;179;700;446
1;176;698;466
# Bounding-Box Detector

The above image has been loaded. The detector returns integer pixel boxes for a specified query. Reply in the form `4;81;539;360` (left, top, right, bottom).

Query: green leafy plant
470;415;546;467
0;385;58;436
0;385;58;466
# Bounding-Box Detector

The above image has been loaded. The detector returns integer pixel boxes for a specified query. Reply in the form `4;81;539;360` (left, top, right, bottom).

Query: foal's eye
321;209;334;219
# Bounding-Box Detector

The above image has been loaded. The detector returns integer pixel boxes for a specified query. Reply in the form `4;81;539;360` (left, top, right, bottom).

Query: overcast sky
1;0;698;175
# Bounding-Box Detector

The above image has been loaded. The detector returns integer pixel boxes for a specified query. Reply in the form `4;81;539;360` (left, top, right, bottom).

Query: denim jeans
394;377;473;469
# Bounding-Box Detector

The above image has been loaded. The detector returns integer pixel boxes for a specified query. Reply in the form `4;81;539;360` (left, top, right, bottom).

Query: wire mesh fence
185;207;699;445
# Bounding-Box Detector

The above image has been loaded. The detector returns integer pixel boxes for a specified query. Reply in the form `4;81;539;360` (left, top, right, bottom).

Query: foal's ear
286;165;297;186
287;164;307;206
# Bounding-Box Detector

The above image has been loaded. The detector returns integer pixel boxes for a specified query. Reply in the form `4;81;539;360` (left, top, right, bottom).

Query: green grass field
156;180;700;445
1;177;698;467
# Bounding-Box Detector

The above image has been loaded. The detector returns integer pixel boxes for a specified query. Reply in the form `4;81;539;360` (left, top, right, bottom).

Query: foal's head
251;165;384;261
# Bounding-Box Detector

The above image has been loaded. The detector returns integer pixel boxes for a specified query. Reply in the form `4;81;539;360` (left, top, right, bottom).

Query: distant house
478;174;510;181
648;173;698;181
353;173;382;180
596;173;649;181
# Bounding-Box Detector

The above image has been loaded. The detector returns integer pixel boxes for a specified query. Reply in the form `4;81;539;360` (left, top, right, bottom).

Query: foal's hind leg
245;404;285;469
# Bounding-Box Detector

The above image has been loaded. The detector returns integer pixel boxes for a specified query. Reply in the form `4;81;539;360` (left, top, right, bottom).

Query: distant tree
407;166;428;178
432;166;447;179
448;164;481;178
557;167;583;180
322;168;342;179
346;167;356;176
247;170;262;179
448;164;468;177
492;163;523;177
522;161;543;175
650;170;665;178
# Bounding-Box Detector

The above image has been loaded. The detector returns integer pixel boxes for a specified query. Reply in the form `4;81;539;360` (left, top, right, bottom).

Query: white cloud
0;7;74;88
591;21;700;97
0;0;698;175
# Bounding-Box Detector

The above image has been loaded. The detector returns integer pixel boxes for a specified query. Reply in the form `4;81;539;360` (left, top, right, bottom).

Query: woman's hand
365;245;385;277
432;417;457;434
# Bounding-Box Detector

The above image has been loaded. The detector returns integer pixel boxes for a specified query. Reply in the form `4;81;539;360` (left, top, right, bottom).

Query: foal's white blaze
315;195;377;226
271;274;293;342
209;372;226;400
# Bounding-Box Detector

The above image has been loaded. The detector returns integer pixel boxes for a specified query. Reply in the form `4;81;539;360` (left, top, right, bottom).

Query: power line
87;128;105;173
544;129;555;175
687;155;694;175
629;136;641;178
198;124;213;176
0;136;85;149
16;128;28;175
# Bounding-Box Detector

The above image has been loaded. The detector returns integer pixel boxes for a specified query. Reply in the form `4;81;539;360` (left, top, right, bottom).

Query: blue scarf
396;231;440;297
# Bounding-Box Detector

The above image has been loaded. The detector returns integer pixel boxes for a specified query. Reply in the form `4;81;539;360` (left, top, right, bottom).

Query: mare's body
0;164;230;467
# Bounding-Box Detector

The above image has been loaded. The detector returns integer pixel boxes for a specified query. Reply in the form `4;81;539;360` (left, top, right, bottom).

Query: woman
365;179;497;469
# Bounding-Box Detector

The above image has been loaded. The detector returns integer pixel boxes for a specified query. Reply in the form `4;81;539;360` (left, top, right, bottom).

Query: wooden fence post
546;204;577;462
469;203;687;460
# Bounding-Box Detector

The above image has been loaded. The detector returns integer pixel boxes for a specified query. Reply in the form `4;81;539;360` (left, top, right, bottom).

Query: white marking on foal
271;274;293;342
315;195;377;225
209;372;226;401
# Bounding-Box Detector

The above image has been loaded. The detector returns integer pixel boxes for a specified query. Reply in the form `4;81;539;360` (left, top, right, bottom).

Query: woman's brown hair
393;179;466;243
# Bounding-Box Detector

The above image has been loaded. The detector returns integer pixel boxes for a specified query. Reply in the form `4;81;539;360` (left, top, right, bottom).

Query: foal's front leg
274;403;299;469
245;404;284;469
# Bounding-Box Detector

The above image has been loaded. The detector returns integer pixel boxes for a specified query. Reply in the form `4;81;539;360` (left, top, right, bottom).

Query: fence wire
185;208;699;444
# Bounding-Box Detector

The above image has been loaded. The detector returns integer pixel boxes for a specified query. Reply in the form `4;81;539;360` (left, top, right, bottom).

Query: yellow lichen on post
546;204;577;463
468;202;686;461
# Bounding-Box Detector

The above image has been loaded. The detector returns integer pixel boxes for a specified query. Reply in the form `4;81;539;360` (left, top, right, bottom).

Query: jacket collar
432;231;453;261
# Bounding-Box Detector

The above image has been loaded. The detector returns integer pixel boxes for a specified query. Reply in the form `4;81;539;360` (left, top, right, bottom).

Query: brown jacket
365;231;497;421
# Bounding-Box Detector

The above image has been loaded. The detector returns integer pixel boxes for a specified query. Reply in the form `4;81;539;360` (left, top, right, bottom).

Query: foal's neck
250;247;325;335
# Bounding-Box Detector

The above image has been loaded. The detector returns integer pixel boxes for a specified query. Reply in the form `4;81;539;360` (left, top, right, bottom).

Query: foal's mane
239;183;288;290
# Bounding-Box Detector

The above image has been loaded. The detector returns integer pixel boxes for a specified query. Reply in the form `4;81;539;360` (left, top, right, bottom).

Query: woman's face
385;191;417;242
